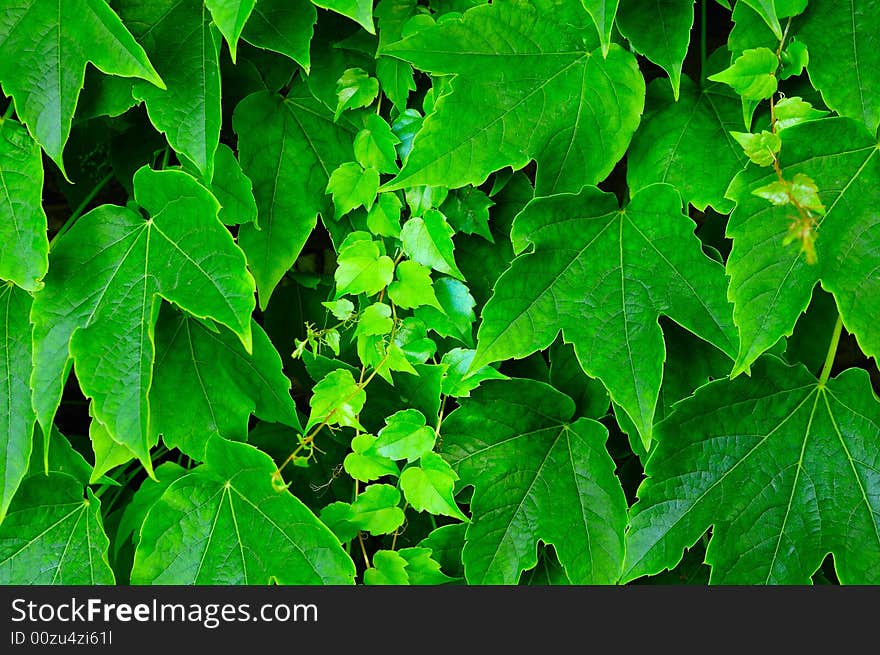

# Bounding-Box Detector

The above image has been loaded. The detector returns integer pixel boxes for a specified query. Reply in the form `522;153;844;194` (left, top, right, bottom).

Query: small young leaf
355;302;394;337
731;130;781;166
334;233;395;298
327;163;380;217
344;434;400;482
440;348;508;398
307;369;366;432
354;115;401;173
367;193;403;238
400;452;469;521
400;210;464;280
773;97;829;131
364;550;410;584
349;484;406;535
413;277;476;345
375;409;436;462
708;47;779;100
388;261;442;310
335;68;380;120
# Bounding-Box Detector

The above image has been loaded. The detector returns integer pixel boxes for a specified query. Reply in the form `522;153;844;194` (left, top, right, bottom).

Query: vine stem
818;315;843;387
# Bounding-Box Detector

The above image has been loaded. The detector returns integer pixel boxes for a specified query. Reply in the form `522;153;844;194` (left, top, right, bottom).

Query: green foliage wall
1;0;879;585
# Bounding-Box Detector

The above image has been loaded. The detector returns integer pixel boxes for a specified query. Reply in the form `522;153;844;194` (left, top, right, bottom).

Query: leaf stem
49;172;114;247
818;315;844;387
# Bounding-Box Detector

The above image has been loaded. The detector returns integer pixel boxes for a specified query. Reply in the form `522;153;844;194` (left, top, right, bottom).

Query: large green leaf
616;0;694;100
31;167;255;471
240;0;316;71
151;307;300;461
381;0;645;195
725;118;880;375
0;473;114;584
441;379;627;584
627;75;746;212
131;437;356;584
233;88;352;308
117;0;222;179
799;0;880;134
0;0;163;171
473;184;737;446
0;120;48;291
0;284;34;521
624;357;880;584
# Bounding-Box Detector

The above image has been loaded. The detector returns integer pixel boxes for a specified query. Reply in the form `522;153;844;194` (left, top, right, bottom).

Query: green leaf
234;87;352;308
364;549;410;584
397;547;457;584
0;474;114;584
375;409;436;462
548;341;610;420
442;379;627;583
28;427;93;487
334;233;395;298
0;284;35;521
624;357;880;584
725;118;880;374
241;0;316;71
206;0;257;61
323;298;356;321
366;193;403;238
355;302;394;337
773;96;829;131
354;115;401;174
731;129;781;166
780;40;808;80
740;0;784;38
327;162;380;217
580;0;620;56
344;433;400;482
440;187;494;241
349;483;406;535
440;348;508;398
88;417;136;483
319;502;359;543
210;144;258;226
0;120;48;291
306;369;366;432
382;0;644;195
115;462;188;553
376;58;417;113
473;184;737;446
400;210;464;280
616;0;694;100
151;307;300;461
313;0;376;34
388;260;442;310
627;76;746;212
132;437;356;584
118;0;221;179
0;0;163;172
708;47;779;100
799;0;880;133
31;167;255;470
400;452;468;520
335;68;380;120
413;277;475;345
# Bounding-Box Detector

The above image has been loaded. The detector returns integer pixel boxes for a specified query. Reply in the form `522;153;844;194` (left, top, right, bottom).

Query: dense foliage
1;0;879;585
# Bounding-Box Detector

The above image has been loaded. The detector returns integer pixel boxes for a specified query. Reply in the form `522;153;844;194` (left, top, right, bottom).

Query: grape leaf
0;473;114;584
388;260;442;310
441;379;627;584
233;88;352;308
118;0;222;179
374;409;436;462
210;144;258;226
313;0;376;34
334;234;395;298
617;0;694;100
206;0;257;61
151;307;300;460
400;452;468;521
627;76;746;212
740;0;784;38
31;167;255;471
624;356;880;584
131;437;356;584
725;118;880;374
799;0;880;133
89;417;137;482
307;369;366;432
0;120;48;291
708;47;778;101
241;0;316;71
381;0;645;195
348;483;406;535
0;284;34;521
414;278;476;345
0;0;163;172
400;210;463;280
327;163;380;217
473;184;737;446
